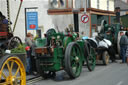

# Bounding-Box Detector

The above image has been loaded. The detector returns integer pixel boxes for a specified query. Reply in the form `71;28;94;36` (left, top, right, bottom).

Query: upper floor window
49;0;66;8
49;0;88;9
107;0;109;10
121;0;128;3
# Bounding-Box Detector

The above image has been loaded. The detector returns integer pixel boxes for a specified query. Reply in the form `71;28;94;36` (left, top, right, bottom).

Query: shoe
120;62;125;64
26;72;30;75
32;71;38;75
112;60;116;63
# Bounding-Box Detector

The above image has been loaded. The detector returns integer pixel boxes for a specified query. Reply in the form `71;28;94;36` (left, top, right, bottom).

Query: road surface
27;60;128;85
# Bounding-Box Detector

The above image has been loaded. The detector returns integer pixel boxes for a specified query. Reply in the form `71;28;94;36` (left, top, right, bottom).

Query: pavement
26;60;128;85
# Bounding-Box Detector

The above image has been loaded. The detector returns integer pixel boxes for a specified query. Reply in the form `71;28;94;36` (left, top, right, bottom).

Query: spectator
125;31;128;65
25;33;37;75
25;33;33;75
30;34;37;75
119;31;128;63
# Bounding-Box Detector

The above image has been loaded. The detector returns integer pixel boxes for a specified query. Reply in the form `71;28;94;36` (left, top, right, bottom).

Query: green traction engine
100;20;123;54
35;29;96;79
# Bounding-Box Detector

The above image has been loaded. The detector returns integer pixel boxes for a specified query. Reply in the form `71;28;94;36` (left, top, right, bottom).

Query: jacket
119;35;128;46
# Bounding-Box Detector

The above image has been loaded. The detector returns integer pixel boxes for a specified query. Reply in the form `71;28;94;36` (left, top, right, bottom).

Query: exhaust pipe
115;7;120;23
73;10;79;32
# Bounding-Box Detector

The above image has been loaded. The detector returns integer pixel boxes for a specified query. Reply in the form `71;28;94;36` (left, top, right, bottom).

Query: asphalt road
27;60;128;85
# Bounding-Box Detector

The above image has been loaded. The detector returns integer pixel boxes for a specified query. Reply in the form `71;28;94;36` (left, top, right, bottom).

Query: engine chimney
115;7;120;23
73;10;79;32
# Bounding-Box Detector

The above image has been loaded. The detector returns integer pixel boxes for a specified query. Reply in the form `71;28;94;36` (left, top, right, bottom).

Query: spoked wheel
84;41;96;71
8;36;22;49
0;55;26;85
102;51;110;65
65;42;82;79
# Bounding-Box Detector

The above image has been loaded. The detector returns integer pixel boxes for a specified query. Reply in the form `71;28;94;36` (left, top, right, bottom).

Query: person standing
25;33;33;74
29;34;37;75
119;31;128;63
125;31;128;65
25;33;37;75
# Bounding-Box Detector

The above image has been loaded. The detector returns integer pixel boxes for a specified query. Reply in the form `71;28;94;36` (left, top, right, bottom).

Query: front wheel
65;42;82;79
84;41;96;71
0;55;26;85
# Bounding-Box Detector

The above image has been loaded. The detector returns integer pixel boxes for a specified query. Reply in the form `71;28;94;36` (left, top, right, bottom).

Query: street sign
26;12;38;30
81;14;89;23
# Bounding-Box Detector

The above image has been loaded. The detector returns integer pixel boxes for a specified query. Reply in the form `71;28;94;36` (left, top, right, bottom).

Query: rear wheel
8;36;22;49
65;42;82;79
84;41;96;71
0;55;26;85
102;51;110;65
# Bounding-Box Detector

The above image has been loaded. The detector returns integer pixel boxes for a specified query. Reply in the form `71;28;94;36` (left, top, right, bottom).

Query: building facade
48;0;115;36
0;0;115;41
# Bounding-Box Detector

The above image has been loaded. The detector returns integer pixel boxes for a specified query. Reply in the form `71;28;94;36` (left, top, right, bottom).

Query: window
49;0;87;9
48;0;87;14
97;0;99;9
107;0;109;10
121;0;128;3
49;0;66;9
87;0;90;8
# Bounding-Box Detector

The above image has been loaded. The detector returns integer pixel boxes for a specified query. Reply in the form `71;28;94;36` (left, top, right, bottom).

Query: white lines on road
117;81;123;85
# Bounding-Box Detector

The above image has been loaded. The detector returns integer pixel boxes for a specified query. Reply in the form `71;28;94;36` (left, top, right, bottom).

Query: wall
50;12;90;37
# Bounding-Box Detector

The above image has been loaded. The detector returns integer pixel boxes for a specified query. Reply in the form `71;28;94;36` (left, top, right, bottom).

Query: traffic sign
81;14;89;23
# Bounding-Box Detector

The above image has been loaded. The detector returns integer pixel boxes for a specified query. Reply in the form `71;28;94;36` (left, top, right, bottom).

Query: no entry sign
81;14;89;23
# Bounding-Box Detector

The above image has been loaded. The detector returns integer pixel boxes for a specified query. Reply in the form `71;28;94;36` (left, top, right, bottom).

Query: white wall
49;12;90;37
